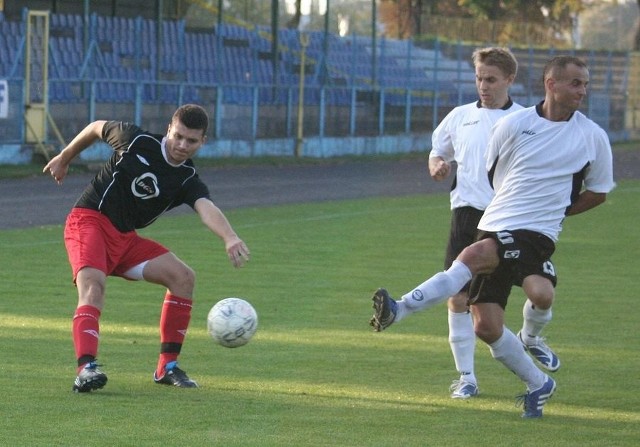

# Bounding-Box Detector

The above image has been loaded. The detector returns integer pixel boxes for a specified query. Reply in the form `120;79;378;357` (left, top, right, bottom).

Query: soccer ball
207;298;258;348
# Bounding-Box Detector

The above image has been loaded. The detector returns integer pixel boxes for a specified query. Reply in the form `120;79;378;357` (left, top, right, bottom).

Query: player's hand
43;155;69;185
429;159;451;181
226;238;250;268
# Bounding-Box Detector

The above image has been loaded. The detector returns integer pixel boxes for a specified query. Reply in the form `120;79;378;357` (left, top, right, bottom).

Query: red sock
156;293;193;377
73;305;101;372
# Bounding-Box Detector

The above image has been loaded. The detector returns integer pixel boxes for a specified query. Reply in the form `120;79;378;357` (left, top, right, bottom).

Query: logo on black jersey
136;154;150;166
131;172;160;199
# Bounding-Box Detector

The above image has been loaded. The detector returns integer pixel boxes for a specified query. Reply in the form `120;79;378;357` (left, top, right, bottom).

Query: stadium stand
0;12;472;107
1;11;628;139
0;8;633;157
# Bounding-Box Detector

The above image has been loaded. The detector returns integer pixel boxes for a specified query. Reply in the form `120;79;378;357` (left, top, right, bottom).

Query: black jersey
74;121;210;232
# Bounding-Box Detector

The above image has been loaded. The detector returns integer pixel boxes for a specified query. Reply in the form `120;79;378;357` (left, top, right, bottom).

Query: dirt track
1;149;638;230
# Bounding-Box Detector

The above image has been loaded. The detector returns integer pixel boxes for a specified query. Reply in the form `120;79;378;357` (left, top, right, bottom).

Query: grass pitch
0;181;638;446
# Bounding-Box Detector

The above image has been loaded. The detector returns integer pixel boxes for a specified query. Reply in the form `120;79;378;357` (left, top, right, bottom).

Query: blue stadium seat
36;12;477;107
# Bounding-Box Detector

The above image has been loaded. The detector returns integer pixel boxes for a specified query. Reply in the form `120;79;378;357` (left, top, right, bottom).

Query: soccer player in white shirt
428;47;525;400
370;56;615;418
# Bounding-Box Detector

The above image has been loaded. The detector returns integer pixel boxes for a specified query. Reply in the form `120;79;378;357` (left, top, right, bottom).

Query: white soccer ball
207;298;258;348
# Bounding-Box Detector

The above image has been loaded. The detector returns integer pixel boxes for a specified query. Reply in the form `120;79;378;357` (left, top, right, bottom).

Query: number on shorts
543;261;556;277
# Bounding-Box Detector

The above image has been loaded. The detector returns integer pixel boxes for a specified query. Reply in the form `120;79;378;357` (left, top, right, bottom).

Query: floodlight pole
295;32;309;158
372;0;377;84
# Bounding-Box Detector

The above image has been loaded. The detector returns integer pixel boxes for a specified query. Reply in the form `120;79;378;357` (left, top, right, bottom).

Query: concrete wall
0;133;432;165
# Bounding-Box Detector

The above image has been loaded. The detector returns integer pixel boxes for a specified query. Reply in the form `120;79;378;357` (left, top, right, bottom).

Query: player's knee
531;294;553;310
523;279;555;310
176;264;196;290
447;293;469;312
162;262;195;296
473;320;500;344
76;268;106;305
459;239;498;275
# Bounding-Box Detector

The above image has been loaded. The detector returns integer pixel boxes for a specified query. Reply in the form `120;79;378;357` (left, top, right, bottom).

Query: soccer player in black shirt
44;104;250;392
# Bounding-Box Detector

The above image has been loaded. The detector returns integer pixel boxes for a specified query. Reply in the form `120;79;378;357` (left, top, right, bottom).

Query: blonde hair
472;47;518;78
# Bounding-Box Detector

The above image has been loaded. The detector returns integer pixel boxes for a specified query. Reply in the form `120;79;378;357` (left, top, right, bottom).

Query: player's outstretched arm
194;198;250;268
43;120;107;184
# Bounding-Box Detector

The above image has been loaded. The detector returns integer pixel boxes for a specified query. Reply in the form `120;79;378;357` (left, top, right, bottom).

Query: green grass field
1;179;638;446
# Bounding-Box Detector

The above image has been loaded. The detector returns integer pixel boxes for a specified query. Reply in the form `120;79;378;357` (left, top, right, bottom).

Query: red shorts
64;208;169;280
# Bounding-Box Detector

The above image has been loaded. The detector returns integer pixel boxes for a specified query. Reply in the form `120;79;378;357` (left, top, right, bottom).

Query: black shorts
444;207;484;293
444;206;484;268
468;229;557;310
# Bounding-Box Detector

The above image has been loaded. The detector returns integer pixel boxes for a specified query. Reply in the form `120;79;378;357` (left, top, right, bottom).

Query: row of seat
0;13;466;105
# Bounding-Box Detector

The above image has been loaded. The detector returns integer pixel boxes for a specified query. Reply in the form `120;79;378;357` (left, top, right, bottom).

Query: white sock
396;260;472;320
521;299;552;342
489;327;546;391
448;310;476;384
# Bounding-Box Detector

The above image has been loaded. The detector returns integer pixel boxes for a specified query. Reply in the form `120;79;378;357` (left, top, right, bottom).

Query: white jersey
478;103;615;242
430;100;524;210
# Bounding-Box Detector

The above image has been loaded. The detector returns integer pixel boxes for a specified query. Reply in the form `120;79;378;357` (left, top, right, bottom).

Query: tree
379;0;417;38
636;0;640;50
287;0;302;29
459;0;583;24
579;0;639;51
379;0;473;38
378;0;584;44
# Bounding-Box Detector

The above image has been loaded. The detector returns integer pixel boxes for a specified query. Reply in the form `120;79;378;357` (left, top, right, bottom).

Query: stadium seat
36;11;480;107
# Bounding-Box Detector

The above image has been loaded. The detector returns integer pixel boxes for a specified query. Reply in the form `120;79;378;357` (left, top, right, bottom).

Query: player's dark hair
172;104;209;135
542;56;588;83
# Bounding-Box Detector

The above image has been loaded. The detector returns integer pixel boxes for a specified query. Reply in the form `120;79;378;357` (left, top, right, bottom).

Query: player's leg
518;274;560;371
72;267;110;392
445;207;481;398
472;302;554;418
136;251;198;387
370;238;498;331
369;259;473;331
408;239;499;314
407;238;499;313
64;209;111;392
448;291;478;399
471;234;558;417
139;251;195;299
74;267;107;365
